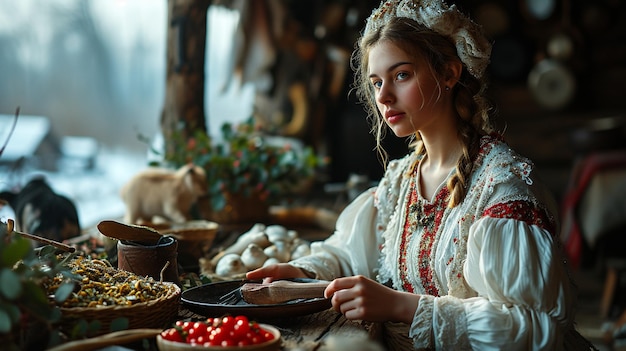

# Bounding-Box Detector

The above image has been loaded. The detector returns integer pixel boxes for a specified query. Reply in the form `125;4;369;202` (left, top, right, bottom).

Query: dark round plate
181;278;332;320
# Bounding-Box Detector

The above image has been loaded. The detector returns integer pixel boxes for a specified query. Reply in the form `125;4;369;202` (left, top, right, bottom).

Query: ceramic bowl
156;323;280;351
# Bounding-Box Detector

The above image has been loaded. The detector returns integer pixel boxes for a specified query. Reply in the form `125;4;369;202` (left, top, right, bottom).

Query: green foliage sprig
159;118;327;211
0;221;76;349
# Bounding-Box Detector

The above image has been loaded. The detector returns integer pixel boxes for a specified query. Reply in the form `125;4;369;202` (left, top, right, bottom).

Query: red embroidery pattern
399;172;449;296
482;200;555;235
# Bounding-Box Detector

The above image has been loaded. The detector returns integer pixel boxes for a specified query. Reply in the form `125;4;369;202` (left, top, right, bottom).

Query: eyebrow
368;61;413;78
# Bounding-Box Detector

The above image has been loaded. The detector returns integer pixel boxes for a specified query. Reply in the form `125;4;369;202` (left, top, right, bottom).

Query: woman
248;0;594;349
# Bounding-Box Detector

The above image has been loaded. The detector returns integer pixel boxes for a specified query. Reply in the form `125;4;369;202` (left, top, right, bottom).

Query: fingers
245;263;309;282
326;276;408;322
325;276;360;314
324;275;364;298
332;291;361;315
245;265;275;280
329;287;369;320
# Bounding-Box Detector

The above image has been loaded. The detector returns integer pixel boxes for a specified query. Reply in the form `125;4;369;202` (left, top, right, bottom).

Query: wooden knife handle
241;280;330;305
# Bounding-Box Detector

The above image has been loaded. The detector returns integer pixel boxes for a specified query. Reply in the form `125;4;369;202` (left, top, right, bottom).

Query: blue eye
396;72;409;80
371;80;382;89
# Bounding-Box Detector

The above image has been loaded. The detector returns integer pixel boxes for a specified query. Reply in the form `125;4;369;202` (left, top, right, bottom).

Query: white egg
241;243;268;270
291;243;311;260
265;224;289;243
214;253;247;277
262;257;280;267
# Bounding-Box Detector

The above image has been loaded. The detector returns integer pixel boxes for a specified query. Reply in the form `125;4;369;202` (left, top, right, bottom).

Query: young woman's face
368;40;447;138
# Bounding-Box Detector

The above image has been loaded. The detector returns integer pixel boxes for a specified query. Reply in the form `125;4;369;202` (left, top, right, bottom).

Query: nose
376;82;394;105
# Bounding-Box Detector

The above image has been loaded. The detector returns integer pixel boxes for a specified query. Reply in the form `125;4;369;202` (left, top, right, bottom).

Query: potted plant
156;117;327;223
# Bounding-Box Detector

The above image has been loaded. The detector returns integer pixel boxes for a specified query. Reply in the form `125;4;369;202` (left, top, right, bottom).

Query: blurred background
1;0;624;201
0;0;625;347
0;0;259;226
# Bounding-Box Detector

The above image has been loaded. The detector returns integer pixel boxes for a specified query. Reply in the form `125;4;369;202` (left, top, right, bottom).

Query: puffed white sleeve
411;217;575;350
289;187;381;280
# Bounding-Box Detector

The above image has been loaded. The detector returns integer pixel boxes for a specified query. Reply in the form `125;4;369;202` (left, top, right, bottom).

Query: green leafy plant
158;117;327;211
0;220;76;350
0;222;129;349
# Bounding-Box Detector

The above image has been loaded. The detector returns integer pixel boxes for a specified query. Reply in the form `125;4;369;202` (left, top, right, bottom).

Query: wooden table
179;306;385;351
271;309;384;351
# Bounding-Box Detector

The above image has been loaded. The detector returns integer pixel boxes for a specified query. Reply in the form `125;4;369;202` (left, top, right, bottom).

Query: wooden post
161;0;211;156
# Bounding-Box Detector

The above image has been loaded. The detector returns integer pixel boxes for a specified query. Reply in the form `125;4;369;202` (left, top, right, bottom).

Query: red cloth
560;150;626;269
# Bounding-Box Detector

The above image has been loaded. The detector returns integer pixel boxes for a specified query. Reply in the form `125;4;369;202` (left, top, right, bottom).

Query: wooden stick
5;219;76;253
47;328;162;351
16;230;76;253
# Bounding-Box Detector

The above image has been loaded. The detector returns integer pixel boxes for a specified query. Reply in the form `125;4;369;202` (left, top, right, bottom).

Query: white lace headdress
364;0;492;79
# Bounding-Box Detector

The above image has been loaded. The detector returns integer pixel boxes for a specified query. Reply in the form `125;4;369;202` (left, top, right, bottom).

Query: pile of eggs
205;223;311;277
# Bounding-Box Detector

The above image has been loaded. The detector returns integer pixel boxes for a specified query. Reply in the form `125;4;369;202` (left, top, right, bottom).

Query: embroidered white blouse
290;136;585;350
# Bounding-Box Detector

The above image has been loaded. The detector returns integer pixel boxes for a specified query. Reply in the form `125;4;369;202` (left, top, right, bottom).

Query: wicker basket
162;220;218;270
59;282;181;336
162;220;218;241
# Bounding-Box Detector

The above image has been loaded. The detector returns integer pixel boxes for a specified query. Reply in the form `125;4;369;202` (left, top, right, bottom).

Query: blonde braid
446;70;494;208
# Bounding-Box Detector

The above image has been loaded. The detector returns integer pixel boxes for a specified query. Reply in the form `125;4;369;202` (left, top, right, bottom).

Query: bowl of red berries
157;315;280;351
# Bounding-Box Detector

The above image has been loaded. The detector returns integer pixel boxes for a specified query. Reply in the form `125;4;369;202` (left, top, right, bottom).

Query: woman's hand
246;263;309;283
324;275;419;324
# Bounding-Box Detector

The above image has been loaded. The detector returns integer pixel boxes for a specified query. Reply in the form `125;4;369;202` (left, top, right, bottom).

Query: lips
385;110;405;124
